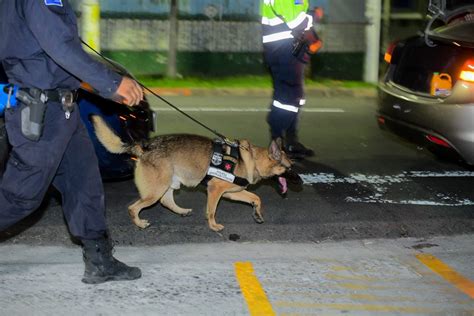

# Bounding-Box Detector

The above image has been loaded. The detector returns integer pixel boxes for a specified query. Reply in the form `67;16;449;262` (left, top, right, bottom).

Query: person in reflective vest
261;0;322;159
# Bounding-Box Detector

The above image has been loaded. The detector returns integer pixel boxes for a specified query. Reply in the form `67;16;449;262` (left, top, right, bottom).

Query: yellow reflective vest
260;0;312;44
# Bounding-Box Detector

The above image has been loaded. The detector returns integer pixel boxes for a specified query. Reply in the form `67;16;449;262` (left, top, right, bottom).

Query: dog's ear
269;138;283;162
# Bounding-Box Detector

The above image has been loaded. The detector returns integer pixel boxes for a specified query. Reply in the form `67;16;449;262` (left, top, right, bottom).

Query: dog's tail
90;115;144;157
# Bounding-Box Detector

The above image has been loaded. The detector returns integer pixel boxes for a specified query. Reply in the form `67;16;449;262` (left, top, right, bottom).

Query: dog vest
202;139;249;187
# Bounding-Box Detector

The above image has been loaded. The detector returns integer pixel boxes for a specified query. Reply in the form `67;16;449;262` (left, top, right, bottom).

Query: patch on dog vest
45;0;63;6
211;152;223;166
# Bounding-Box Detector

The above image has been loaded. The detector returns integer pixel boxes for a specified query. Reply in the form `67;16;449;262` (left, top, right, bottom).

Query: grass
136;75;376;89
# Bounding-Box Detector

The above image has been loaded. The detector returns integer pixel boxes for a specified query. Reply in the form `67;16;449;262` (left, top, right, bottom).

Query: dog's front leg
223;190;264;224
206;180;231;232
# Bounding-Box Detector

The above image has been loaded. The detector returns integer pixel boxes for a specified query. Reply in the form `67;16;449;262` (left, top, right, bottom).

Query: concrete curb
147;87;377;98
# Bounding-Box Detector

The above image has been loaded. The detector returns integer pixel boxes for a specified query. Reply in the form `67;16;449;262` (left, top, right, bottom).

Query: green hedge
103;51;364;80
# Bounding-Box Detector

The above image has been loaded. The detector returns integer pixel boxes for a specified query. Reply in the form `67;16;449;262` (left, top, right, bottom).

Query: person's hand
115;77;143;106
303;27;322;54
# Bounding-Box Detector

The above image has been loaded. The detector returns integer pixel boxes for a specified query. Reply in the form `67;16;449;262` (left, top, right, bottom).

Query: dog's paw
180;209;193;217
209;223;225;232
135;219;151;229
252;212;264;224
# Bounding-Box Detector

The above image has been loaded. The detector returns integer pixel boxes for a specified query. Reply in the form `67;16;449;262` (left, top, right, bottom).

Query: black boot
82;237;141;284
285;141;315;159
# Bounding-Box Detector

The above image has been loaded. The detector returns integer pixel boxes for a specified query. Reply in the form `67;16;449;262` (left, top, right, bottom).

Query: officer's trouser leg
51;119;107;240
266;42;305;140
0;103;74;231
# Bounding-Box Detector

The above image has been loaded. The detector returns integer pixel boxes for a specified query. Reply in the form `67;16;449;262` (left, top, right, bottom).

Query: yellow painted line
416;253;474;299
235;262;275;316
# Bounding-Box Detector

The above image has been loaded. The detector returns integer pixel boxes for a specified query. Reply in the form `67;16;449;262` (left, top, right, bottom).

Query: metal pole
364;0;382;83
382;0;391;52
81;0;101;52
167;0;179;78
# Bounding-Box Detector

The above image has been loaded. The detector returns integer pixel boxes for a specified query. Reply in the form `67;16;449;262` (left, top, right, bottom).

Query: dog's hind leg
128;161;171;229
128;197;160;229
160;188;192;216
223;190;264;224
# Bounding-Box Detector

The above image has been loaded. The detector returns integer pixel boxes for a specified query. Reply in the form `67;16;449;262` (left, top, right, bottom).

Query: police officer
261;0;322;159
0;0;143;284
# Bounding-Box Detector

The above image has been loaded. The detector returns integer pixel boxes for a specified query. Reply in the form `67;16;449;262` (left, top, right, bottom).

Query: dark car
0;60;156;179
377;0;474;165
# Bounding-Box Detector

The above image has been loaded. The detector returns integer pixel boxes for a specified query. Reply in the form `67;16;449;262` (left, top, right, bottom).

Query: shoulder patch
44;0;63;7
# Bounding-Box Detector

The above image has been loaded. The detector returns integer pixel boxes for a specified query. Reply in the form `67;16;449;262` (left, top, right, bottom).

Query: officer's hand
303;27;322;54
115;77;143;106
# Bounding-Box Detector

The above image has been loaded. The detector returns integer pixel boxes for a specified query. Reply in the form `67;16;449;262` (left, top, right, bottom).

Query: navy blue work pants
264;40;306;142
0;101;107;239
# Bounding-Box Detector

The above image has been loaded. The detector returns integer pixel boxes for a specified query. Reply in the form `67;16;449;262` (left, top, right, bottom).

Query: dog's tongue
278;176;288;194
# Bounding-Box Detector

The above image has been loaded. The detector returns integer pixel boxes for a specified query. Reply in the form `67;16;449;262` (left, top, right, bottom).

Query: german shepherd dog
91;116;294;232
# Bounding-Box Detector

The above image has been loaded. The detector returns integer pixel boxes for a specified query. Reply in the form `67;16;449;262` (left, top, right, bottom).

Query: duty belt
19;88;77;105
19;88;77;119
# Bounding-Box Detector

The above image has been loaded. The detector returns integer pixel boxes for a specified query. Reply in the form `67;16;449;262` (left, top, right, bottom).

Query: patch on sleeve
295;0;304;4
44;0;63;7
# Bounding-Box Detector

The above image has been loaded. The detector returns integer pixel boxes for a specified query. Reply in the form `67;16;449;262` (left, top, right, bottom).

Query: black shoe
285;142;315;159
82;237;141;284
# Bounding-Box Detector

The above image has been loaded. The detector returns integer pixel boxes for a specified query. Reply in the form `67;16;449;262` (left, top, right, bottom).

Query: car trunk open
389;36;473;94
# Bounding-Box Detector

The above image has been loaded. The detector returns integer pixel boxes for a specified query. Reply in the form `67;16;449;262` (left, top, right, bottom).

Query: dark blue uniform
261;2;312;147
264;41;305;142
0;0;122;239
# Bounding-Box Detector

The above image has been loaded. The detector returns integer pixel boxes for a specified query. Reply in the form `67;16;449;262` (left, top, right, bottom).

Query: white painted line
299;171;474;185
152;107;345;113
300;171;474;206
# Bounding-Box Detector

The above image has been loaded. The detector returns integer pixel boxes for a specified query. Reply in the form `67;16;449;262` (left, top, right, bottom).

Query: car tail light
459;59;474;82
384;41;398;64
426;135;451;148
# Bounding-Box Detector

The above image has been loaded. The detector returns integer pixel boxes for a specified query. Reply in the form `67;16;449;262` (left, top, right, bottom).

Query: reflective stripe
286;11;308;29
263;0;274;5
261;16;284;26
299;99;306;106
273;100;299;113
304;15;313;31
262;31;293;43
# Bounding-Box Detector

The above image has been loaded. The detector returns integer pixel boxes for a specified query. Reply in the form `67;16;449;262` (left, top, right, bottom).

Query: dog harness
202;139;249;187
